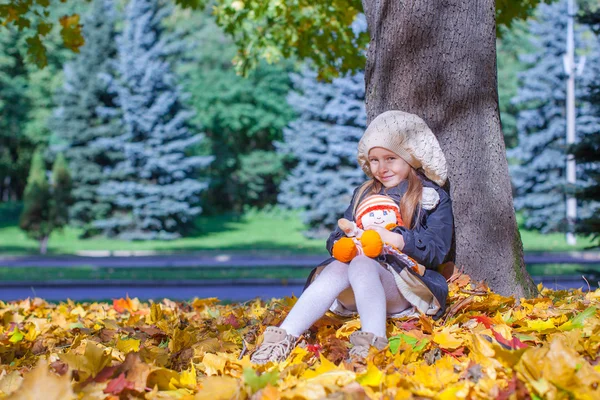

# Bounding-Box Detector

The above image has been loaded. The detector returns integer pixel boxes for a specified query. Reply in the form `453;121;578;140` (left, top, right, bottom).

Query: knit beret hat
355;195;402;229
357;110;447;186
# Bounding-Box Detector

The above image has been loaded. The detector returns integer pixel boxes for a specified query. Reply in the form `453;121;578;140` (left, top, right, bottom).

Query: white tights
279;256;411;338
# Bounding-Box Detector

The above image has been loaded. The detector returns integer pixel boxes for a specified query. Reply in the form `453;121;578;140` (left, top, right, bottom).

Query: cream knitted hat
357;110;447;186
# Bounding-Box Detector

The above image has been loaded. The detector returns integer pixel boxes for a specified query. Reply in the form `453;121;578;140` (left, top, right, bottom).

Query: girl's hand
364;225;405;250
363;225;387;235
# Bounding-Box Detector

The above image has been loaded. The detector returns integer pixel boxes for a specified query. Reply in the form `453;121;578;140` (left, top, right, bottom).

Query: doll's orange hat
355;195;402;229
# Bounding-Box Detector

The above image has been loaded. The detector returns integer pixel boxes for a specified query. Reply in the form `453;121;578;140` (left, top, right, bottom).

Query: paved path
0;251;599;268
1;252;598;302
0;275;596;302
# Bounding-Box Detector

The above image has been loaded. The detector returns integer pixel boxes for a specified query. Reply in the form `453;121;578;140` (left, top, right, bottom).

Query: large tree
360;1;536;297
51;0;121;236
173;10;294;214
570;4;600;246
94;0;212;240
510;0;600;233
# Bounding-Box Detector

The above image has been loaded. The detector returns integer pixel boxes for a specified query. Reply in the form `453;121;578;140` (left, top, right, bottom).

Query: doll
332;194;425;275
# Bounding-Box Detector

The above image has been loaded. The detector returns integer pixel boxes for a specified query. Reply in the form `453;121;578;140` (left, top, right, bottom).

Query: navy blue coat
303;177;454;320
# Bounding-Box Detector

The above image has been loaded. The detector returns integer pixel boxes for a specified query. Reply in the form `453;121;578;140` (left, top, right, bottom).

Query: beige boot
348;331;388;361
250;327;298;364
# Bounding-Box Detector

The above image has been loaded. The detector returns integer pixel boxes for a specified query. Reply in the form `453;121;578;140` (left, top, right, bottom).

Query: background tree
49;153;73;233
0;0;75;202
570;4;600;246
19;149;52;254
175;10;294;214
359;0;537;298
509;0;600;233
2;1;554;72
94;0;212;240
20;150;73;254
277;66;366;237
50;0;121;237
497;22;533;149
0;28;33;202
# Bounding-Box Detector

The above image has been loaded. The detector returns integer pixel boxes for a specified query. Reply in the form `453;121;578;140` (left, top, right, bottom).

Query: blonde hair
352;168;423;229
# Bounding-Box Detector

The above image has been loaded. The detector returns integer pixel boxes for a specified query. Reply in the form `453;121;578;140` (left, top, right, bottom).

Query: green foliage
0;27;34;201
19;149;52;245
19;149;73;253
0;16;73;202
175;9;294;213
496;21;533;149
50;153;72;230
5;0;559;80
0;0;85;68
496;1;557;32
235;151;287;209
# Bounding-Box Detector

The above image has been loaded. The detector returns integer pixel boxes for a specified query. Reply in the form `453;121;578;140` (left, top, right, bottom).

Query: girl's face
368;147;411;188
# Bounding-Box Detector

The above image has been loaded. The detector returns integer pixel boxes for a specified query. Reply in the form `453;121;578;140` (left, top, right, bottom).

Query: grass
0;202;326;256
2;264;598;282
0;202;597;256
0;266;311;282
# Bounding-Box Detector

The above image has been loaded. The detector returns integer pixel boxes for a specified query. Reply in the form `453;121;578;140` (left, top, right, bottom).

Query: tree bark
39;236;49;255
362;0;537;298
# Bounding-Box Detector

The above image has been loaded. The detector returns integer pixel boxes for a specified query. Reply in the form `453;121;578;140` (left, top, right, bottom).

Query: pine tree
497;21;533;149
50;0;121;236
570;6;600;246
175;10;294;213
509;0;600;233
95;0;212;240
50;153;73;230
277;66;366;237
19;149;52;253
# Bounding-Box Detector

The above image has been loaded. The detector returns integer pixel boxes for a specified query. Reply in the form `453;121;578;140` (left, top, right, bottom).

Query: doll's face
360;208;397;228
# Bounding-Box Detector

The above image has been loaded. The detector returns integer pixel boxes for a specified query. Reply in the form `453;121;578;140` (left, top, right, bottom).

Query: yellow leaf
58;340;112;381
195;376;243;400
335;319;361;339
0;371;23;397
147;368;181;391
432;330;463;350
116;336;141;354
201;353;228;376
356;363;383;387
302;354;338;379
280;346;309;369
176;364;197;389
70;305;86;316
412;357;459;391
7;359;75;400
524;319;556;332
438;381;471;400
279;381;326;399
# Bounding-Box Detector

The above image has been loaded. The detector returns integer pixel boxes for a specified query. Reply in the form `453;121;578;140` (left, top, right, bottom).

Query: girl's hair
352;168;423;229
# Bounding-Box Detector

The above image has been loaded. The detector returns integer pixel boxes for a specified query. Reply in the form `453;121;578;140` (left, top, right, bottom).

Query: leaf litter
1;276;600;399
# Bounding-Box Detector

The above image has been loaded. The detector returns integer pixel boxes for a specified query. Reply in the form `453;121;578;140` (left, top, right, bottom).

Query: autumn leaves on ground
1;274;599;400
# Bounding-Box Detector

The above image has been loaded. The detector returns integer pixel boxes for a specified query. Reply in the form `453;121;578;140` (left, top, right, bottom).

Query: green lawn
0;202;596;256
0;266;311;282
0;202;326;256
2;264;598;282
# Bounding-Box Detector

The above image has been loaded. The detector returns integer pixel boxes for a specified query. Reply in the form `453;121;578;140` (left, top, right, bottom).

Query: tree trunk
362;0;537;298
39;236;49;255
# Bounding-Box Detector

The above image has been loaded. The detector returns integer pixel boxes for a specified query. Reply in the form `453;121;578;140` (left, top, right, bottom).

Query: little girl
251;110;453;364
